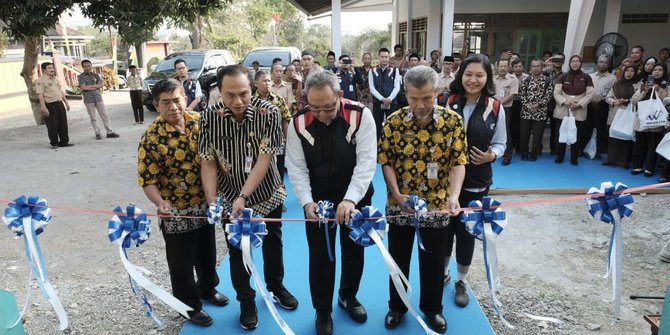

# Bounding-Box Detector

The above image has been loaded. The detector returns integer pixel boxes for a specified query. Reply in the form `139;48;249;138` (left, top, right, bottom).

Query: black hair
327;51;336;57
254;69;271;81
511;59;523;67
216;64;250;90
173;59;187;68
272;57;282;64
378;47;390;55
81;59;92;66
393;44;403;51
151;78;185;103
128;65;137;69
543;51;553;57
631;45;645;53
41;62;53;71
338;54;350;61
251;60;260;65
409;53;420;60
449;54;496;116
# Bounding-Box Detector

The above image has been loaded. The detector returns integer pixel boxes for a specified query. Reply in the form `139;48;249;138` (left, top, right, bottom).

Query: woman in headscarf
614;57;635;80
637;57;658;83
603;65;638;167
552;55;594;165
631;63;668;176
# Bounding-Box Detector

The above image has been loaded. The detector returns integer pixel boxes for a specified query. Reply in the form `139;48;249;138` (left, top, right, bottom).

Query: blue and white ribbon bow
316;201;336;262
2;196;68;331
586;182;634;318
405;195;429;251
108;205;192;328
346;206;438;335
226;209;294;335
462;197;513;328
207;196;224;226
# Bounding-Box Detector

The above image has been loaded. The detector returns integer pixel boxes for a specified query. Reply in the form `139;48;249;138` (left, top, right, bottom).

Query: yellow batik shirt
138;111;207;233
378;105;468;227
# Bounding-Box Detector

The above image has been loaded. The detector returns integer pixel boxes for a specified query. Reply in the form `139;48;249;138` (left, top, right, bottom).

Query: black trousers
548;99;557;154
276;154;286;180
305;216;365;311
632;131;664;172
503;100;522;159
446;188;488;267
388;224;448;315
372;101;397;139
554;117;588;162
162;223;219;313
45;101;69;146
130;90;144;123
518;118;546;157
585;101;609;154
225;204;284;302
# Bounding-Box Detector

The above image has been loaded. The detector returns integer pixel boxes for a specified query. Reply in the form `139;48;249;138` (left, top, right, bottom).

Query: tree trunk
189;16;205;50
134;42;145;70
20;35;44;125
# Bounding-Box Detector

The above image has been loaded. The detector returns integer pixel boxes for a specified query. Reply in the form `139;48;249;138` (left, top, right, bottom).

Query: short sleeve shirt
270;81;296;106
78;72;103;103
35;75;63;103
199;96;286;216
493;73;519;108
378;105;469;227
138;111;207;233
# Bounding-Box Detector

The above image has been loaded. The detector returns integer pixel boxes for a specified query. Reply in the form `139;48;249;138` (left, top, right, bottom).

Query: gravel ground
1;91;668;334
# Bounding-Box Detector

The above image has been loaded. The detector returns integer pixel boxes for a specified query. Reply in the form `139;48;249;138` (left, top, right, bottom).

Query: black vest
337;71;357;101
293;99;374;204
448;94;501;189
371;65;397;103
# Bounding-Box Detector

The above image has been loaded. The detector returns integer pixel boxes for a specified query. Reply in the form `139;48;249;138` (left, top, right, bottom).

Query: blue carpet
181;166;495;335
491;153;667;189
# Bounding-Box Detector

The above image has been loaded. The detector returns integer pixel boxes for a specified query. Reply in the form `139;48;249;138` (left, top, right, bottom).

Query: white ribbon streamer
22;216;69;331
367;229;439;335
482;222;514;328
605;215;623;317
117;231;193;318
240;233;296;335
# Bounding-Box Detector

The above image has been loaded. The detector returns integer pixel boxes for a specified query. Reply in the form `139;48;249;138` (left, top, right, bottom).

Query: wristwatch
237;193;249;201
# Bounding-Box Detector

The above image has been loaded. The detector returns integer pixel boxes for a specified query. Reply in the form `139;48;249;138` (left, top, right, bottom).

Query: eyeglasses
309;100;339;114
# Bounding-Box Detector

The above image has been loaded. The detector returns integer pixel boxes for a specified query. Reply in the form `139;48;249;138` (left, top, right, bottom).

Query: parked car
241;47;301;72
142;49;235;111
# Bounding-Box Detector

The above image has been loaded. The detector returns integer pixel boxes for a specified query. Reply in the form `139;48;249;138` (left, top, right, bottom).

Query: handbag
584;129;597;159
637;86;668;129
558;109;577;144
656;132;670;160
609;103;636;141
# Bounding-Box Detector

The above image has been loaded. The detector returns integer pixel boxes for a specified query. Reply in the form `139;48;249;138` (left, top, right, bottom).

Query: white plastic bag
637;86;668;129
609;104;636;141
558;110;577;144
584;129;597;159
656;132;670;160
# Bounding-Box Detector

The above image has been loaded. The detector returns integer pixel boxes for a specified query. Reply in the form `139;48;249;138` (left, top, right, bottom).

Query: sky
60;7;392;37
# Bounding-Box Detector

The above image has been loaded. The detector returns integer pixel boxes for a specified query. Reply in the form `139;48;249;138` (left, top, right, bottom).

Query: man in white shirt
369;47;402;138
286;70;376;335
493;59;519;165
587;55;616;158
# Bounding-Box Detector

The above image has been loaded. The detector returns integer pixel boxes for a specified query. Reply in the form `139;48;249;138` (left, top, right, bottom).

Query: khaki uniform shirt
589;71;616;104
436;72;455;94
270;80;296;107
35;75;64;103
493;73;519;108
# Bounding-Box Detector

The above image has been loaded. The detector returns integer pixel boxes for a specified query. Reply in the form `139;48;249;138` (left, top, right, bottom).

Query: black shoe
50;145;58;149
239;300;258;330
315;310;333;335
58;143;74;147
202;290;229;306
594;153;602;160
529;155;538;161
425;313;447;333
106;132;120;138
443;269;451;285
384;310;404;329
571;159;578;166
602;161;615;166
644;170;653;177
189;310;213;327
501;158;511;166
454;280;470;307
555;157;564;164
337;296;367;323
271;285;298;310
95;133;102;140
631;168;643;175
521;155;530;161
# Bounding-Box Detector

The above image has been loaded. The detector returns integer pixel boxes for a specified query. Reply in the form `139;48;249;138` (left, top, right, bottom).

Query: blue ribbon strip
461;197;506;241
347;206;386;247
405;194;428;251
108;205;151;248
226;208;267;250
207;196;224;226
4;195;50;236
316;201;336;262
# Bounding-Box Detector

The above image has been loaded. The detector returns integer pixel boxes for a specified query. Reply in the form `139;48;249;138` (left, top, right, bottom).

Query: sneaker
95;134;102;140
106;132;120;138
337;296;367;323
239;300;258;329
454;280;469;307
271;285;298;310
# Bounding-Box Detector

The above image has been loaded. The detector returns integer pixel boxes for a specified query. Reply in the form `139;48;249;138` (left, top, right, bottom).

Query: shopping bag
609;104;636;141
558;110;577;144
637;86;668;129
656;132;670;160
584;129;597;159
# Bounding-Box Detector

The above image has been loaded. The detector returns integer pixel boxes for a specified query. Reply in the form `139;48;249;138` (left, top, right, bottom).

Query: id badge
349;84;354;92
427;162;438;180
244;156;253;173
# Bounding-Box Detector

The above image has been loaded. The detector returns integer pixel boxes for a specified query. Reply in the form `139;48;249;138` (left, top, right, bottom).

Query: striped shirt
199;96;286;216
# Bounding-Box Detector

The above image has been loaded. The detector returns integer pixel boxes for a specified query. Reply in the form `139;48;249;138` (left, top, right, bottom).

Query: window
398;21;408;49
622;13;668;24
411;17;428;58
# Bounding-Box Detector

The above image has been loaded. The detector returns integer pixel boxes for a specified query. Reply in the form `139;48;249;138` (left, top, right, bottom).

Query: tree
0;0;74;124
168;0;230;50
343;25;391;59
0;31;8;57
